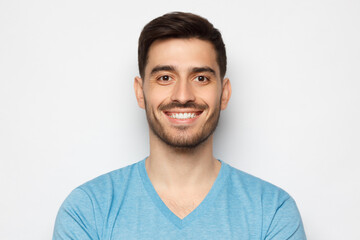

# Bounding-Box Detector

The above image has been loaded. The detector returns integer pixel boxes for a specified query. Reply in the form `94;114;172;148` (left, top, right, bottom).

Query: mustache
159;102;207;111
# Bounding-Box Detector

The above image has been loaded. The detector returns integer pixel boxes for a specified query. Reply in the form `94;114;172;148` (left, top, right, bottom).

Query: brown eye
195;76;208;82
159;75;172;81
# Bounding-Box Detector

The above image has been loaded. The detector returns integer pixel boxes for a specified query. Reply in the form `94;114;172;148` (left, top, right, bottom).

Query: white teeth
170;113;196;119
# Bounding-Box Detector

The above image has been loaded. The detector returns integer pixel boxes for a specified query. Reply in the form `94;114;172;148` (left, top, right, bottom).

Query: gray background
0;0;359;239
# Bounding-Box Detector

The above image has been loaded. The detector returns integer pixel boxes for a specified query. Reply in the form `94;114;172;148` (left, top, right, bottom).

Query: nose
170;79;196;104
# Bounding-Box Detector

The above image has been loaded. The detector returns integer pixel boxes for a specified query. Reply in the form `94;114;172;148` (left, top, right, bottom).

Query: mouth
163;110;203;122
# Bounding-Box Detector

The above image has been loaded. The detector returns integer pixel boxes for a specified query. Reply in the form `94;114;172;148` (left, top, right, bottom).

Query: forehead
145;38;219;76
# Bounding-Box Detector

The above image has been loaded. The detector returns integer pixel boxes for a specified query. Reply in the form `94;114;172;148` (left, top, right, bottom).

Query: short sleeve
265;196;306;240
53;188;99;240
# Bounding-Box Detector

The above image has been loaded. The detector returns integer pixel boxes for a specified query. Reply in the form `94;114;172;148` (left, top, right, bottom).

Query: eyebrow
150;65;176;75
150;65;217;76
191;67;216;75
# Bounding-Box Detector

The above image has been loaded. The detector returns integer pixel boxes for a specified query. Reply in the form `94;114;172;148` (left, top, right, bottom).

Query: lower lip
164;112;202;124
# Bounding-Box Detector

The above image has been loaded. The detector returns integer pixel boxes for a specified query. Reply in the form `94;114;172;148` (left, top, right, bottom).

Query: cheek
195;88;222;106
144;88;170;109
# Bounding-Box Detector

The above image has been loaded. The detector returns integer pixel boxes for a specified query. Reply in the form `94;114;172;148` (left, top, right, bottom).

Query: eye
194;75;209;82
158;75;172;81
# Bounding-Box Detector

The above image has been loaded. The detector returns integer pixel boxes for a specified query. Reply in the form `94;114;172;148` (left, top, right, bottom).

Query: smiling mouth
164;111;203;120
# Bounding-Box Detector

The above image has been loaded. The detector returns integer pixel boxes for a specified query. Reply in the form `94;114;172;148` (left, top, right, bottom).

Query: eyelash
156;74;211;84
157;75;173;82
194;75;210;82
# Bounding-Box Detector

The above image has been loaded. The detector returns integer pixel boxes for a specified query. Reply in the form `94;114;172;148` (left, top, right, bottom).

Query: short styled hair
138;12;227;79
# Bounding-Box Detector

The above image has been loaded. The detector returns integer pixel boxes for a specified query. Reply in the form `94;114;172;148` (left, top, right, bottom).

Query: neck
146;132;221;192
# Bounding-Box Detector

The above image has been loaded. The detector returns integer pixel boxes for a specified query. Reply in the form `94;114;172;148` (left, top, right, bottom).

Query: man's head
138;12;227;80
134;12;231;150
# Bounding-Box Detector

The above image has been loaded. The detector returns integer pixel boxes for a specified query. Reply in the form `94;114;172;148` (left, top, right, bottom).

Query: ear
220;78;232;110
134;76;145;109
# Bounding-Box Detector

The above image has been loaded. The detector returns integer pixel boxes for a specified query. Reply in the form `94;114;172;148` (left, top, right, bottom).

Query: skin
134;38;231;219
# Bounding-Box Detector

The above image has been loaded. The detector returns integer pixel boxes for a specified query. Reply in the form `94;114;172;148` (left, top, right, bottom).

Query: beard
144;98;221;150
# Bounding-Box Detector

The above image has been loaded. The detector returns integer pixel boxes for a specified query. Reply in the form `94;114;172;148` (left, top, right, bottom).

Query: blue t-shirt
53;159;306;239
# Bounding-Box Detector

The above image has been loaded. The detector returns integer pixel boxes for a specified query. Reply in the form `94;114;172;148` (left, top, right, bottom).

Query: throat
145;157;222;219
158;190;209;219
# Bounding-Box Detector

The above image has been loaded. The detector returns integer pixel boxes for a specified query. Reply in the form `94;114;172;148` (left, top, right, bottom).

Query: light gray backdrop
0;0;359;239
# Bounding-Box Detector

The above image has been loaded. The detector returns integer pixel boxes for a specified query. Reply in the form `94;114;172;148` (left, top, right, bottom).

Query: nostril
170;83;196;103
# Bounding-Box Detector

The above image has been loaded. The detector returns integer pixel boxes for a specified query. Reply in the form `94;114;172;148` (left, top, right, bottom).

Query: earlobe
221;78;232;110
134;76;145;109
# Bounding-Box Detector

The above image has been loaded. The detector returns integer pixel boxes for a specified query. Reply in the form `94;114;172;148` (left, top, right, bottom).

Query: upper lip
163;109;203;113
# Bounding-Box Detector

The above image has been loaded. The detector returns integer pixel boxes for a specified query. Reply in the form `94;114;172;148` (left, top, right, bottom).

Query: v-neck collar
137;158;229;229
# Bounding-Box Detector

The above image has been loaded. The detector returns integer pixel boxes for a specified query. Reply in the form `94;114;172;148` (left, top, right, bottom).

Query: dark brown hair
138;12;227;79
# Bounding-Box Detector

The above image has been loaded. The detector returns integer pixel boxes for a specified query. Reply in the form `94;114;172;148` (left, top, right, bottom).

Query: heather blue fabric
53;159;306;239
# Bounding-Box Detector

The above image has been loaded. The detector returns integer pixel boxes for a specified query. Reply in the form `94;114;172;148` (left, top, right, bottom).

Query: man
53;12;306;239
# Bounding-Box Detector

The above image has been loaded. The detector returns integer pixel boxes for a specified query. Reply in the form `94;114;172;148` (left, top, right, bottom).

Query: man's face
135;38;231;149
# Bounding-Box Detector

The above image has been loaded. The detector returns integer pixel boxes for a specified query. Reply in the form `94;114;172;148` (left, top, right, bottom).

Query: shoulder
225;162;290;199
227;162;306;240
223;162;306;239
223;162;297;214
78;161;139;194
61;160;142;213
53;161;143;239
